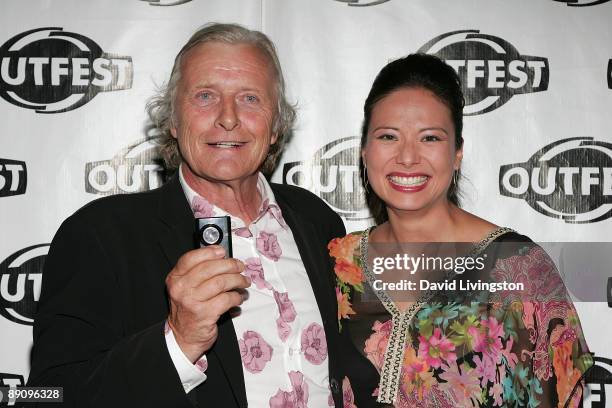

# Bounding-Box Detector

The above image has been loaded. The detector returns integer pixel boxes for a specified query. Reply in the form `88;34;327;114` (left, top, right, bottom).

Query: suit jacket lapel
156;175;194;271
273;190;337;332
156;175;247;407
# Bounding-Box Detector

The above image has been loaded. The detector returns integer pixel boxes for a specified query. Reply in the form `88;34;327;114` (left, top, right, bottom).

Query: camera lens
200;224;222;245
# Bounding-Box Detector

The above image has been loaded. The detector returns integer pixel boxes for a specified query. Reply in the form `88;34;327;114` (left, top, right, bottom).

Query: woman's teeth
388;175;428;186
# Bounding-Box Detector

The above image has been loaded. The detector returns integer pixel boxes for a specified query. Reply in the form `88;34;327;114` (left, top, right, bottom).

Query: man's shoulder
270;182;336;218
61;181;177;233
75;187;162;219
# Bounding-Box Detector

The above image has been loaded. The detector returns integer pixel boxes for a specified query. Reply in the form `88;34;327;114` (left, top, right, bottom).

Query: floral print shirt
329;228;592;408
165;168;332;407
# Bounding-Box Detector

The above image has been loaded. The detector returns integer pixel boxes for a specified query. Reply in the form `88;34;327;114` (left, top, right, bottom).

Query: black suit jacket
26;175;346;407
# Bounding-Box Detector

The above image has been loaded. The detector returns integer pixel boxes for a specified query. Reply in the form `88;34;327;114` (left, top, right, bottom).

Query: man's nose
396;139;420;165
215;98;239;131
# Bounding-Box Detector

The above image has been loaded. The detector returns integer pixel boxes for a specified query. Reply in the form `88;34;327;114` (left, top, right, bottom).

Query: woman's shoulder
489;228;532;244
328;230;367;257
328;230;368;291
475;227;539;259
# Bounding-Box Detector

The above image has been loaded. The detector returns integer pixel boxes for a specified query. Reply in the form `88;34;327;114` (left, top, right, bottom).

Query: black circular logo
282;137;369;220
85;138;167;195
499;137;612;223
0;28;132;113
419;30;549;115
0;244;49;326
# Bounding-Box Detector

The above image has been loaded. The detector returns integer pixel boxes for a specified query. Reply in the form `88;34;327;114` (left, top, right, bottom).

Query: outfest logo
140;0;193;5
0;372;25;406
553;0;610;6
0;159;26;198
419;30;549;115
334;0;390;6
499;137;612;223
582;356;612;407
0;244;49;326
0;27;132;113
282;136;370;220
85;138;168;195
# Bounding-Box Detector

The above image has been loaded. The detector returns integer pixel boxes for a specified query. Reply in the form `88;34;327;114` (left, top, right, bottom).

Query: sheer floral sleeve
488;243;593;408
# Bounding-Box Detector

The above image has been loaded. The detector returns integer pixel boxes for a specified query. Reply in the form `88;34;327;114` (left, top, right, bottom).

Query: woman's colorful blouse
329;228;592;408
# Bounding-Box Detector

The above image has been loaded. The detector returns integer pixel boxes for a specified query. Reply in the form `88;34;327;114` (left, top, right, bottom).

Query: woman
329;54;592;407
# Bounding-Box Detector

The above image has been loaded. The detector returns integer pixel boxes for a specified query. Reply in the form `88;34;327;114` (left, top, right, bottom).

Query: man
27;23;346;407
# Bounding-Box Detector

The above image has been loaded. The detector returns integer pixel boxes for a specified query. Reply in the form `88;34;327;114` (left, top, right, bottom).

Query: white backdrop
1;0;611;405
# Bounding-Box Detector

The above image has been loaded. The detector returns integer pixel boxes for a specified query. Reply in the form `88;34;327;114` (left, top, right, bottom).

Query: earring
452;170;458;187
362;165;369;192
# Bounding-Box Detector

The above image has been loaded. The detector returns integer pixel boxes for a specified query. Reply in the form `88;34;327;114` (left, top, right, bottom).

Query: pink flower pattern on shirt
273;290;297;323
257;231;282;261
191;195;215;218
239;330;273;373
244;257;272;290
269;371;309;408
276;317;292;342
342;377;357;408
234;227;252;238
195;358;208;373
273;290;297;342
301;323;328;365
289;371;309;408
269;390;295;408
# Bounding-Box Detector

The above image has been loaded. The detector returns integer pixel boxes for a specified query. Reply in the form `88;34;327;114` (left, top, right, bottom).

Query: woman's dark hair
360;53;465;224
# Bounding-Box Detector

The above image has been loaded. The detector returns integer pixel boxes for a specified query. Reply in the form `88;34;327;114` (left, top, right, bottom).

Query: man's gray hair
146;22;296;175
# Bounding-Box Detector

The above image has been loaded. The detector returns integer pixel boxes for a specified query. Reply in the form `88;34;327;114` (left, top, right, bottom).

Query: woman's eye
422;135;441;142
376;133;396;141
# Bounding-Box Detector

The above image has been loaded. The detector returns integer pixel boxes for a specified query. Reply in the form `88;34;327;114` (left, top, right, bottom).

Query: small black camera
196;216;233;258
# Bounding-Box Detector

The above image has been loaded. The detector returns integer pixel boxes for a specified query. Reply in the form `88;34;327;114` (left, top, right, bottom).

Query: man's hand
166;245;250;362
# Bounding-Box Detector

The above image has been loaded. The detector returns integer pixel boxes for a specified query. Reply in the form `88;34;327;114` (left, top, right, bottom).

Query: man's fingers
168;256;244;290
172;246;227;276
206;290;245;318
182;257;245;287
194;273;251;301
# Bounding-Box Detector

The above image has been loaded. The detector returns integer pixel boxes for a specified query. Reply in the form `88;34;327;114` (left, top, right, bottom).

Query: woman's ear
454;146;463;170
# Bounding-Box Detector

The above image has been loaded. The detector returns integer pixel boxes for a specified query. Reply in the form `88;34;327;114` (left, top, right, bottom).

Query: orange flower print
334;258;363;286
328;234;360;263
336;287;356;320
552;337;583;407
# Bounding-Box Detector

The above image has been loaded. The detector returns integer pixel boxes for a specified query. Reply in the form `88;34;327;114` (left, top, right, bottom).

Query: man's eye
196;92;212;101
245;95;259;103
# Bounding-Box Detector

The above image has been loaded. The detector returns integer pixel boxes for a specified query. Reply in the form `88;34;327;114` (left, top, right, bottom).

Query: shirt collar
178;165;288;230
